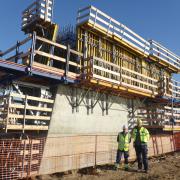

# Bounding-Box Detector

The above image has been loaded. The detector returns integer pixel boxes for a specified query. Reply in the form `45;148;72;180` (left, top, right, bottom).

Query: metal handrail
22;0;54;29
77;6;150;55
84;56;159;94
77;6;180;70
149;40;180;69
1;35;82;77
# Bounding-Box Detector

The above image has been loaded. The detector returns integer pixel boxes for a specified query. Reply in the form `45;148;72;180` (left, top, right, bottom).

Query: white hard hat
123;125;127;130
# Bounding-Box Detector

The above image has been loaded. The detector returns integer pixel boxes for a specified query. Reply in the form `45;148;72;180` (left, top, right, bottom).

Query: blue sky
0;0;179;80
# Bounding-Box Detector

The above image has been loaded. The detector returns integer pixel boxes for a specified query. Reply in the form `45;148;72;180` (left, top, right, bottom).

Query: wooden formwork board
149;55;179;73
9;104;52;112
1;93;54;132
6;125;49;131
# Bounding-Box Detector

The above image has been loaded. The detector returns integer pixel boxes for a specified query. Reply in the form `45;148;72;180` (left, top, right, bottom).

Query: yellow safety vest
132;127;150;143
118;132;131;151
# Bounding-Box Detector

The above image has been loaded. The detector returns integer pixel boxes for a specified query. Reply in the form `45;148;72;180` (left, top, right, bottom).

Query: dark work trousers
135;144;148;170
116;150;129;164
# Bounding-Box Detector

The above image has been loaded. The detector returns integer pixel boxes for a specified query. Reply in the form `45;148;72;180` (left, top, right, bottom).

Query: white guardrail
77;6;180;70
171;79;180;99
22;0;54;29
150;40;180;69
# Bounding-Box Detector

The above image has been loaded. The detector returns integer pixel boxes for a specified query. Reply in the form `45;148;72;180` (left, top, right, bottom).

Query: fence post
94;135;97;168
28;139;33;177
172;133;176;152
21;139;27;178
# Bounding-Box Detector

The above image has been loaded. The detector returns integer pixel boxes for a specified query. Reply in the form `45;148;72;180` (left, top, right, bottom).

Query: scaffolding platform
0;85;54;132
0;34;82;85
22;0;54;34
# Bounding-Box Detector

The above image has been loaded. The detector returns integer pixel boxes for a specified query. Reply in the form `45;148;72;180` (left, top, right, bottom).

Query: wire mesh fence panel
174;132;180;151
0;139;24;180
0;137;45;180
0;133;178;179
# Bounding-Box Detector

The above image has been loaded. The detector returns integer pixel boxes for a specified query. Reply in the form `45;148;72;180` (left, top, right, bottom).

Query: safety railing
171;79;180;99
163;77;180;99
138;105;180;131
0;93;54;132
22;0;54;30
34;35;82;79
0;33;82;80
77;6;180;71
149;40;180;69
77;6;150;55
0;35;32;63
84;56;158;96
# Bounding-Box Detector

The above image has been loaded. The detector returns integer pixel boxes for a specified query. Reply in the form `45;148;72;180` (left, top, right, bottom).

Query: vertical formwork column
29;32;37;74
65;44;70;78
82;31;88;78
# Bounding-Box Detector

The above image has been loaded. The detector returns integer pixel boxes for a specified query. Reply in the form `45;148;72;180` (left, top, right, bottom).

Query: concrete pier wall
48;85;139;135
38;85;146;175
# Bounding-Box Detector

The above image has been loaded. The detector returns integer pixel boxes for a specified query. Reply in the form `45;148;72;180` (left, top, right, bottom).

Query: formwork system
77;6;179;97
0;1;180;179
0;92;54;132
76;6;180;130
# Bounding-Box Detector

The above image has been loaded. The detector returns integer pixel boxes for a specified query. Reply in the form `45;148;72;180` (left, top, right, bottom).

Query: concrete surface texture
48;85;139;135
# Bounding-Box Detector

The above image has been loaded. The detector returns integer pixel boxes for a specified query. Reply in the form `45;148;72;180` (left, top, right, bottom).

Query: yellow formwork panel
163;126;180;131
76;26;163;81
76;25;174;98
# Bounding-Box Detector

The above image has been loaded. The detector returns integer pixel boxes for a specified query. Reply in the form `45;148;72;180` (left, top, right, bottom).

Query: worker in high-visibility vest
132;119;150;173
115;125;131;171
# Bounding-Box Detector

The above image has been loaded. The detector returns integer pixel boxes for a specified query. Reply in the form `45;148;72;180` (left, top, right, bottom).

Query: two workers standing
115;119;150;173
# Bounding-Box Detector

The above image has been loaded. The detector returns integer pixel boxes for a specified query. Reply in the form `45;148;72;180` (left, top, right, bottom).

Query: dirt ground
35;152;180;180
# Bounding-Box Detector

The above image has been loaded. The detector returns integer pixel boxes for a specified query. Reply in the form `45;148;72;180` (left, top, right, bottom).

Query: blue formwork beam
0;59;79;85
0;60;26;73
31;69;79;84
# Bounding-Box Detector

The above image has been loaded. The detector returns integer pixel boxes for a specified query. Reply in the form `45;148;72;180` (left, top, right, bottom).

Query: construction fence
0;133;180;180
0;137;45;180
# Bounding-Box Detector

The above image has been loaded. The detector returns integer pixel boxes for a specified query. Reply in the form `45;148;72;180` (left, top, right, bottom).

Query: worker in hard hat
115;125;131;171
132;118;150;173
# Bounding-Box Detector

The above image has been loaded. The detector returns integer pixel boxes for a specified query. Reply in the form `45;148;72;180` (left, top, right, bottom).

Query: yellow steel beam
90;79;155;98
